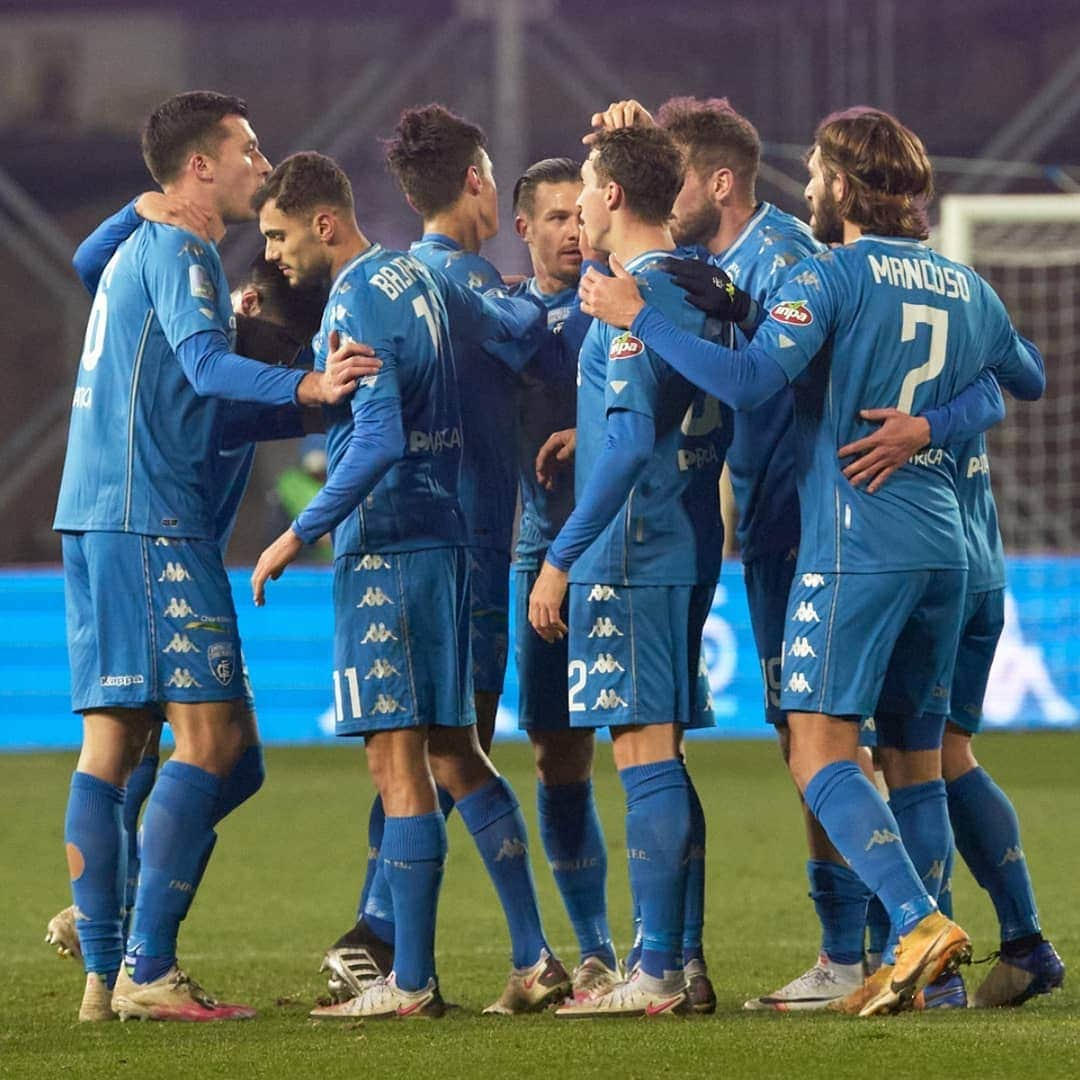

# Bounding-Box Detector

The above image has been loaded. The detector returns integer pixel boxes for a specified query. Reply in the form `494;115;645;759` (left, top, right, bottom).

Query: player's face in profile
213;116;272;223
805;146;844;245
476;150;500;242
259;200;324;287
670;163;722;249
523;180;583;289
577;156;610;255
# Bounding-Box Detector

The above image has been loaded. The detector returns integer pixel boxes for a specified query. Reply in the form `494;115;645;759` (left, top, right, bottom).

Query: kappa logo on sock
924;860;945;882
494;837;527;861
998;845;1026;866
864;829;901;851
356;555;392;571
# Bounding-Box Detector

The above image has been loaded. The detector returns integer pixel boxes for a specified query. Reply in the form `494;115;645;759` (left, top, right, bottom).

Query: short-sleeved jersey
410;234;536;555
572;250;732;586
312;243;467;556
54;224;236;539
715;203;823;562
954;432;1005;593
513;278;579;570
756;235;1025;573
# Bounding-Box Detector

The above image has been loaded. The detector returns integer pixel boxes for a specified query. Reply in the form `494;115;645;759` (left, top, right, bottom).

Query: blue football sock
122;755;158;928
619;759;690;979
537;779;615;967
807;859;871;966
380;812;446;992
882;779;952;961
938;842;956;920
126;760;221;980
356;794;386;922
947;766;1041;942
682;767;706;965
865;895;891;961
457;776;549;969
212;744;265;825
66;772;126;984
804;761;934;939
625;902;643;973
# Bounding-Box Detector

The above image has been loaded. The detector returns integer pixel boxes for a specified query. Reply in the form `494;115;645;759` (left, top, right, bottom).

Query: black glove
660;257;753;324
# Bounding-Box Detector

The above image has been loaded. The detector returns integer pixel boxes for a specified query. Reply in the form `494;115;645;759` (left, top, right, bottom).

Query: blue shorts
62;532;244;712
779;569;966;720
469;547;510;695
744;549;798;727
513;566;569;731
948;588;1005;735
567;582;716;730
332;548;475;735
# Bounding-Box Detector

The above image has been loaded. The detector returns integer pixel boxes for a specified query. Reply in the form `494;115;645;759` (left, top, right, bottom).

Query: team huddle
49;88;1065;1023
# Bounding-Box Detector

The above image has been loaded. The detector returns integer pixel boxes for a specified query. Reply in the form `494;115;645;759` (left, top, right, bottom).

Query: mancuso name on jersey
572;251;732;586
313;243;467;556
755;235;1025;574
54;224;235;539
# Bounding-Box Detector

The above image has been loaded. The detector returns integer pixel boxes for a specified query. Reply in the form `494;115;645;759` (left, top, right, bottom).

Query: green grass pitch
2;733;1077;1079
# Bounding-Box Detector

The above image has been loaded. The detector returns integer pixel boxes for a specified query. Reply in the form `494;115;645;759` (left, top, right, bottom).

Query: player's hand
838;409;932;493
579;254;644;329
660;257;754;324
297;331;381;406
583;99;655;145
135;191;214;241
535;428;576;490
529;561;569;642
251;527;304;606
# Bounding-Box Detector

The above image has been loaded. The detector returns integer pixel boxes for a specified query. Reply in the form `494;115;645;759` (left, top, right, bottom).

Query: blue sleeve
219;402;307;450
991;333;1045;402
629;305;789;410
921;369;1006;447
525;302;591;384
176;330;307;405
546;409;654;570
72;199;141;294
292;395;404;543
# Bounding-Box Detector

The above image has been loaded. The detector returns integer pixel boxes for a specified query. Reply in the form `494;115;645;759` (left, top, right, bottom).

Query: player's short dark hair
141;90;248;186
814;107;933;240
384;104;487;217
252;151;354;217
513;157;582;218
240;254;326;340
590;127;684;226
656;96;760;194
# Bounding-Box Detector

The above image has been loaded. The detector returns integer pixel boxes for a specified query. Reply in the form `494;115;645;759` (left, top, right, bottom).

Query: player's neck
708;200;758;255
162;184;226;243
423;208;483;254
610;221;674;266
328;230;373;281
842;220;864;244
533;264;576;296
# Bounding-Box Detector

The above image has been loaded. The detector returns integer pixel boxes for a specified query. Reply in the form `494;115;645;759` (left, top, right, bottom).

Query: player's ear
710;167;734;203
605;180;622;212
238;285;261;317
514;213;529;242
831;169;848;204
190;151;214;184
465;164;483;198
313;210;334;243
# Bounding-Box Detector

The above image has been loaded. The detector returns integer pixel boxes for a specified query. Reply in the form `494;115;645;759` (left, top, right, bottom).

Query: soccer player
54;91;368;1023
320;106;571;1017
510;158;620;998
529;124;731;1018
578;107;1047;1016
249;150;561;1019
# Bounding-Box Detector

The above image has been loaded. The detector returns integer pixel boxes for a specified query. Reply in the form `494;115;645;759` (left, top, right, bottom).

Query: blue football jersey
54;224;236;539
513;278;580;570
755;235;1027;573
715;203;823;562
571;250;732;586
953;433;1005;593
306;244;468;556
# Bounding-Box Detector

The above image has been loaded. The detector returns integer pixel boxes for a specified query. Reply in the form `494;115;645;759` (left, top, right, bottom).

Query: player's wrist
294;370;324;406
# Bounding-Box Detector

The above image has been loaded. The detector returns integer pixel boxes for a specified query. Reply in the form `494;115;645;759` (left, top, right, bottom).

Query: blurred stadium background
1;0;1078;749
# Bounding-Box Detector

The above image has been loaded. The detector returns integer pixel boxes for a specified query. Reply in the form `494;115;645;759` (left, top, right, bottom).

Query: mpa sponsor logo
608;331;645;361
157;562;192;583
586;585;619;602
801;573;826;588
371;693;406;715
864;828;900;851
162;633;200;655
998;846;1025;866
677;445;720;472
165;667;202;689
365;659;401;680
408;426;462;454
785;672;813;694
494;837;527;861
589;653;625;675
361;622;399;644
99;673;145;688
72;386;92;409
591;688;628;710
207;642;235;687
792;601;820;623
967;452;991;478
163;598;196;618
587;617;624;639
357;554;392;571
357;587;395;608
788;636;817;659
769;299;813;326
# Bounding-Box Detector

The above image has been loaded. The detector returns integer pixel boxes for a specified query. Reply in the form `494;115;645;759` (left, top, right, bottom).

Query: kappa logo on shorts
163;598;196;618
207;642;235;686
166;667;202;689
864;829;900;851
788;636;817;659
591;688;628;710
792;601;820;623
586;585;620;602
785;672;813;693
361;622;399;644
371;694;407;715
356;555;392;571
587;617;624;639
357;587;394;608
801;573;826;587
99;674;145;688
589;653;625;675
162;633;200;655
365;659;401;680
157;562;192;583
